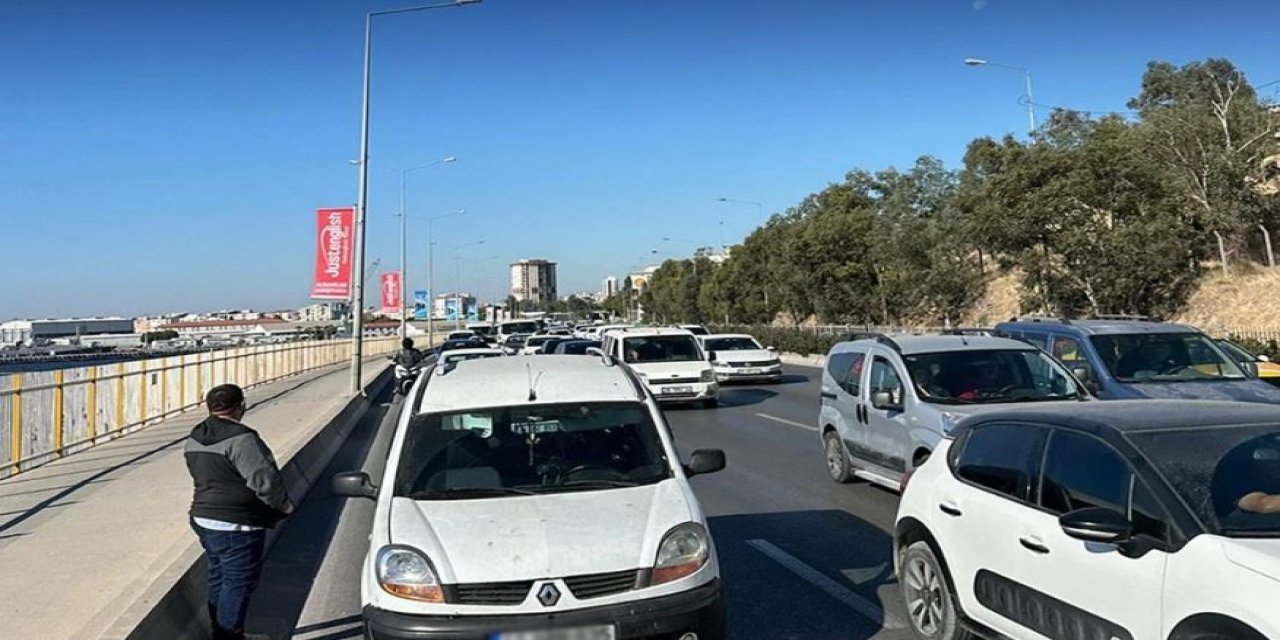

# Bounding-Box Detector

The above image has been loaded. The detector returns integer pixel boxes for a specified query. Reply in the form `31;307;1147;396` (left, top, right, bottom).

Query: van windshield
394;402;671;500
1090;333;1247;383
623;335;702;363
903;349;1080;405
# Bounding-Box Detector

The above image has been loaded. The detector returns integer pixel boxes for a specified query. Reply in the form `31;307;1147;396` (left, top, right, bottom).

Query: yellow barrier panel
115;363;125;431
87;366;98;444
9;374;21;474
139;360;148;428
53;370;65;457
179;355;187;410
160;359;169;417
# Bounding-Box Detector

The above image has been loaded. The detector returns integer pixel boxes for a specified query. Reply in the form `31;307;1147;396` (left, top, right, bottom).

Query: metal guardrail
0;337;398;479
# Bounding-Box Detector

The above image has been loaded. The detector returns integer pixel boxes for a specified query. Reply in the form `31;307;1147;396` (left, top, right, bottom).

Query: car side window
1040;430;1130;514
826;352;851;390
1130;479;1170;542
1051;336;1085;367
869;357;900;396
844;353;866;396
954;423;1046;502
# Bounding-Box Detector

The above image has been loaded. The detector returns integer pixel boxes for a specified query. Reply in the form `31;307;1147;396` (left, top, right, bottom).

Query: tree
142;329;178;344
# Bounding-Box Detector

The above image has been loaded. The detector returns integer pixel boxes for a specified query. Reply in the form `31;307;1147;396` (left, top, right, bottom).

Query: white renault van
599;328;719;408
333;355;727;639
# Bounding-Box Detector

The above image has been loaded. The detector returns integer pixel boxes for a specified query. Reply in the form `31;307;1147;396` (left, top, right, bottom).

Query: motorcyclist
394;338;423;368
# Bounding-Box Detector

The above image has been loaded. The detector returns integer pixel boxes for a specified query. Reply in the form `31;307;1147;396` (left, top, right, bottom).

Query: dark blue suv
993;317;1280;403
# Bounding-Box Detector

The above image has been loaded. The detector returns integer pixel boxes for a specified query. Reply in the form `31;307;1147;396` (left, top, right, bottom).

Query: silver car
819;334;1087;491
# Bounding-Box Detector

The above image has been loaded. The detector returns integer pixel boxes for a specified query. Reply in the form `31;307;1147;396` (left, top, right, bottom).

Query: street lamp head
442;156;457;163
964;58;988;66
717;197;729;202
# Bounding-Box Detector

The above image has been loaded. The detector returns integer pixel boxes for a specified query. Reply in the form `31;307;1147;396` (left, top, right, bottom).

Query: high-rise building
510;259;558;303
602;276;619;299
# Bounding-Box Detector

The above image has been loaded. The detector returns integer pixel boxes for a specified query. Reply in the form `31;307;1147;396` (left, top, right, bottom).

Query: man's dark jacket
184;416;289;528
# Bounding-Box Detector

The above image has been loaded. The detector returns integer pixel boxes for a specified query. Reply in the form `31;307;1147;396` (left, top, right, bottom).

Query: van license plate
494;626;616;640
662;385;693;395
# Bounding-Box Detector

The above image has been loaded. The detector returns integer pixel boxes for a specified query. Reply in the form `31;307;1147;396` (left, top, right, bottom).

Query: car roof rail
938;327;992;336
1089;314;1155;321
1007;315;1071;325
840;332;902;353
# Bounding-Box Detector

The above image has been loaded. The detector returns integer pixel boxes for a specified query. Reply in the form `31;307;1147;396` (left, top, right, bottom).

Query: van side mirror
585;347;605;357
685;449;726;476
332;471;378;500
1258;354;1272;363
1059;507;1132;544
871;389;902;411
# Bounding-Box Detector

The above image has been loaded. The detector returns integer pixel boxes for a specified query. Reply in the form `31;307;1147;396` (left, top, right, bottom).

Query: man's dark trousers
192;521;267;639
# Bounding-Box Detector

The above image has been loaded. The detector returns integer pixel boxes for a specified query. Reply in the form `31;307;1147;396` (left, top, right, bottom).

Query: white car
438;347;504;366
600;328;719;408
333;356;727;639
496;319;541;345
445;330;477;342
521;335;559;355
701;334;782;384
894;400;1280;640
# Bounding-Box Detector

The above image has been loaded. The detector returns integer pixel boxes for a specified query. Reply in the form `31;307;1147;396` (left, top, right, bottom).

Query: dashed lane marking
754;412;819;431
747;538;905;629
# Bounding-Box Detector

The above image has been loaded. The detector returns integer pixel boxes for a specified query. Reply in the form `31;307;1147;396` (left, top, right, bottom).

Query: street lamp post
717;197;768;309
426;209;467;346
397;156;456;340
964;57;1036;135
448;240;485;330
348;0;482;395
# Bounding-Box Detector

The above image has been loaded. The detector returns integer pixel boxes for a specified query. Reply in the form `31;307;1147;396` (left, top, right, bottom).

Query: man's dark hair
206;384;245;414
402;337;415;349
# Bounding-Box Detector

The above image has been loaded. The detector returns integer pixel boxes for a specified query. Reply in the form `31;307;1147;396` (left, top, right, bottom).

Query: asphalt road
246;366;916;640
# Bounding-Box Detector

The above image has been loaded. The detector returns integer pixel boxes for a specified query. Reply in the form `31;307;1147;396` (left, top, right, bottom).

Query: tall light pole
348;0;482;395
964;57;1036;135
426;208;467;345
449;240;485;329
397;156;456;340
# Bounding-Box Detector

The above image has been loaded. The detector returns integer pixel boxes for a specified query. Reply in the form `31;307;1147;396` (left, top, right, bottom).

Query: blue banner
466;301;478;321
444;298;459;322
413;290;429;320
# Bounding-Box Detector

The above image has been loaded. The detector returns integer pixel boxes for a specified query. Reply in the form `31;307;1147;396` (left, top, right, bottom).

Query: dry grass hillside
959;264;1280;334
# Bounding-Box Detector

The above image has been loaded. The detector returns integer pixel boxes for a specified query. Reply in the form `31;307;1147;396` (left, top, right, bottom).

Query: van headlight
376;545;443;602
700;369;715;382
652;523;710;585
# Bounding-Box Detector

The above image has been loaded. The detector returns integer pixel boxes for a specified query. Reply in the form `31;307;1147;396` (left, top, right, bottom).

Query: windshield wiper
406;487;537;500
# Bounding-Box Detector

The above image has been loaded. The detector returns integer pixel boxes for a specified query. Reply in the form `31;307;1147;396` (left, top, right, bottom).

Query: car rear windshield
500;321;540;335
903;349;1080;405
557;341;600;355
1129;425;1280;537
623;335;702;363
704;337;762;351
394;402;671;500
1090;333;1247;383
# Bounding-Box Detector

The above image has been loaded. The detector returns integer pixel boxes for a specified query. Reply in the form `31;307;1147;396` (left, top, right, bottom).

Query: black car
553;339;603;355
434;338;484;356
536;337;572;354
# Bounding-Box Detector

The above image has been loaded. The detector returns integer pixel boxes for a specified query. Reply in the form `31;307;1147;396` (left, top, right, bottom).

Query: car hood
388;481;693;583
713;349;776;363
629;360;710;379
1111;379;1280;403
1222;538;1280;584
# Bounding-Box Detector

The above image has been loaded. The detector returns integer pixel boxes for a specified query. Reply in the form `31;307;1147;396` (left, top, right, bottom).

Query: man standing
185;384;292;640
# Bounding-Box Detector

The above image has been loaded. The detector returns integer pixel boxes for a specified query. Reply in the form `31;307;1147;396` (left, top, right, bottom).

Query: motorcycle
391;357;423;395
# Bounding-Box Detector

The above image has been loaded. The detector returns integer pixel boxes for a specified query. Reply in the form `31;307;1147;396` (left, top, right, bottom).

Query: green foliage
142;329;179;344
713;325;843;357
641;58;1278;327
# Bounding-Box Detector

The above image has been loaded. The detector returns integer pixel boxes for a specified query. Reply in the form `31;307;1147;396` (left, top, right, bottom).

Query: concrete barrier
781;353;825;369
121;365;394;640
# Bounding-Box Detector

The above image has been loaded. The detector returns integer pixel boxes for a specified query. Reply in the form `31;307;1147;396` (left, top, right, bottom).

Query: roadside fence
0;337;397;480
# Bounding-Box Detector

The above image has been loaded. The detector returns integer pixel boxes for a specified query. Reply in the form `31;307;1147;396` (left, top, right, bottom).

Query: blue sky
2;0;1277;318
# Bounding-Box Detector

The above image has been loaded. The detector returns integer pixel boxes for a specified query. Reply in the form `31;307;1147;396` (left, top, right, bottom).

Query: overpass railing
0;337;398;479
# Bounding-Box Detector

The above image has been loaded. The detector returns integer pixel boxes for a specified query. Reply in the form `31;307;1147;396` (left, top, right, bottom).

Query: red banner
310;207;355;300
380;271;402;315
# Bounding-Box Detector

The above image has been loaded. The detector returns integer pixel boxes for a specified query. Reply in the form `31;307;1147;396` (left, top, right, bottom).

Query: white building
299;302;348;323
434;293;477;320
0;318;136;346
510;259;558;303
602;276;619;300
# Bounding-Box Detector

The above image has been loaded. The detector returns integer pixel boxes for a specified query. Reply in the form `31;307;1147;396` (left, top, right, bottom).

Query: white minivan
333;355;727;639
600;328;719;408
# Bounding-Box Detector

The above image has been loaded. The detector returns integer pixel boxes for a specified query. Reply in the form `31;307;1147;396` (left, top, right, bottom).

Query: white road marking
747;538;905;629
754;412;818;431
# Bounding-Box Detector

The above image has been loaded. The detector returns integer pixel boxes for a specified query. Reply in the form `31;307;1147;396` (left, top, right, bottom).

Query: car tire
900;541;972;640
703;398;719;409
823;430;855;483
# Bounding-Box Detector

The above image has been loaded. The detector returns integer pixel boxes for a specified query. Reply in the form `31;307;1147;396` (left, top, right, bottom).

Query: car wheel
901;541;972;640
823;430;854;483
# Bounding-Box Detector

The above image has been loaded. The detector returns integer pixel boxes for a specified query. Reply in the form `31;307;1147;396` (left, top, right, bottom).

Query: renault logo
536;583;561;607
